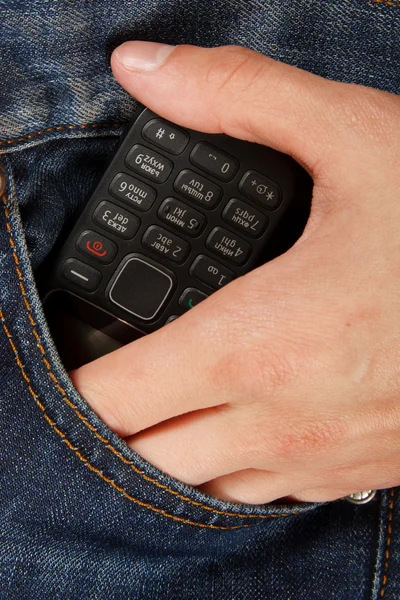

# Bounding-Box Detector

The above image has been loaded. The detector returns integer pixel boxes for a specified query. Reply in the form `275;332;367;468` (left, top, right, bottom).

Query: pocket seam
378;488;395;598
369;0;400;7
0;122;123;148
0;309;250;531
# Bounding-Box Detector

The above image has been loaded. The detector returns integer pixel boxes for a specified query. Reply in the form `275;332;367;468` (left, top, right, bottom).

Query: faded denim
0;1;400;598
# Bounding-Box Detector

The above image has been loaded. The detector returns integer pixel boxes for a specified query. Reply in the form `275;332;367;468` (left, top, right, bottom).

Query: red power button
76;230;117;264
86;240;107;257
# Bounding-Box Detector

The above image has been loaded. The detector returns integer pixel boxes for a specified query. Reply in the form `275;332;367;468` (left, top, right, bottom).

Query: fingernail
114;41;176;71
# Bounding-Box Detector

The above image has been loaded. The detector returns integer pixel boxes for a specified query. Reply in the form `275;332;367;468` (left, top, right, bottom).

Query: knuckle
269;416;346;461
211;345;300;404
205;45;270;95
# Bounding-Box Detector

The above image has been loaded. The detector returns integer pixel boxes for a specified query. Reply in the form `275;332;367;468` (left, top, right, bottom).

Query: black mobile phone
41;106;312;369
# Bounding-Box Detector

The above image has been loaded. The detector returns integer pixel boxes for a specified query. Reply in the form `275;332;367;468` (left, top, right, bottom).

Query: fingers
124;404;254;485
70;275;269;439
197;469;299;505
110;42;376;173
70;297;228;438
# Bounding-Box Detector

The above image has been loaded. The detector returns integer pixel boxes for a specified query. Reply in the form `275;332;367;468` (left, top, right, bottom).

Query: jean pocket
0;144;329;534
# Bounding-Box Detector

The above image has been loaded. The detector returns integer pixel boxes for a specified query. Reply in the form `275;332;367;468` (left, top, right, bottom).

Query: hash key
142;118;189;155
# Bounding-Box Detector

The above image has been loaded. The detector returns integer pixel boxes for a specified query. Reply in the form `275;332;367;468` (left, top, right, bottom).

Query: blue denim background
0;1;399;598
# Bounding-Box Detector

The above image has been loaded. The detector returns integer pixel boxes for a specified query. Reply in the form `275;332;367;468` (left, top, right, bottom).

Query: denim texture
0;1;399;598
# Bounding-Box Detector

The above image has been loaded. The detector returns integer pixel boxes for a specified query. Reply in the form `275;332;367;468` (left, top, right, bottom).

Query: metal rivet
0;167;6;196
345;490;377;505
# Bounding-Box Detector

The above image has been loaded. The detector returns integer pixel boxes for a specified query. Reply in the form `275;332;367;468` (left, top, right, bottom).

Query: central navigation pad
108;255;175;321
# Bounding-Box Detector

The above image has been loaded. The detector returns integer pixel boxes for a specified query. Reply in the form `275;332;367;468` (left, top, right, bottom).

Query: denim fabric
0;1;400;598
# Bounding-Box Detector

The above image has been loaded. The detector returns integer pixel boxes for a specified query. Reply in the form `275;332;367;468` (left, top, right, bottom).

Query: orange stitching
0;122;122;148
379;488;395;597
0;307;249;531
370;0;400;6
0;169;303;523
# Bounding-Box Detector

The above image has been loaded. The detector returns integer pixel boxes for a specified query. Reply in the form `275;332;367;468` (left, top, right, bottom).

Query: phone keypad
58;108;296;333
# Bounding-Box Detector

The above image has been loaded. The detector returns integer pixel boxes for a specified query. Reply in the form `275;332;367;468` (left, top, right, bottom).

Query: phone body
41;106;312;369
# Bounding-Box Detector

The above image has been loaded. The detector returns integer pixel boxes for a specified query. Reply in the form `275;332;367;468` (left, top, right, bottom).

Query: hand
70;42;400;504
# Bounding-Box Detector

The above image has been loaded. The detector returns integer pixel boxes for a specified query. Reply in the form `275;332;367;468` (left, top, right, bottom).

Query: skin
70;42;400;505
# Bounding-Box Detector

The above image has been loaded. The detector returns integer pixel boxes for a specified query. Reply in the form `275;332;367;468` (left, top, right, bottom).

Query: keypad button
142;118;189;155
174;169;222;209
165;315;180;325
125;144;173;183
222;198;268;238
61;258;101;291
190;142;239;181
142;225;190;264
158;198;206;237
239;170;282;210
109;254;175;321
93;201;140;240
76;230;118;265
109;173;156;212
190;255;235;290
206;227;251;266
179;288;208;311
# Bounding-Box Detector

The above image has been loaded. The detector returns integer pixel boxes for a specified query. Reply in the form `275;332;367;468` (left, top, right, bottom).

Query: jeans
0;1;399;598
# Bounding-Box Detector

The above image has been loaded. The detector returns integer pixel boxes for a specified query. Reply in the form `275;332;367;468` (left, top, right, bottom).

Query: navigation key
179;288;208;311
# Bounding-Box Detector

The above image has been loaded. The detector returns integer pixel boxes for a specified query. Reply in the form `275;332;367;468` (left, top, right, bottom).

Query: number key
206;227;251;266
174;169;222;209
109;173;156;212
142;225;190;264
158;198;206;236
190;255;235;290
190;142;238;182
125;144;173;183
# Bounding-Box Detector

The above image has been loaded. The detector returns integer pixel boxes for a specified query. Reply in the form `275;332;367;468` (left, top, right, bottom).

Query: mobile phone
41;106;312;369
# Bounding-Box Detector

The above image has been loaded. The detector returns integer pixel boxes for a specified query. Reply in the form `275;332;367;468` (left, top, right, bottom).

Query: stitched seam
0;307;251;531
0;185;302;524
369;0;400;7
0;123;123;148
378;488;395;597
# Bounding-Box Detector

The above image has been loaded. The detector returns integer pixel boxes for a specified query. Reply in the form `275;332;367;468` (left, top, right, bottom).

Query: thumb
111;41;348;172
